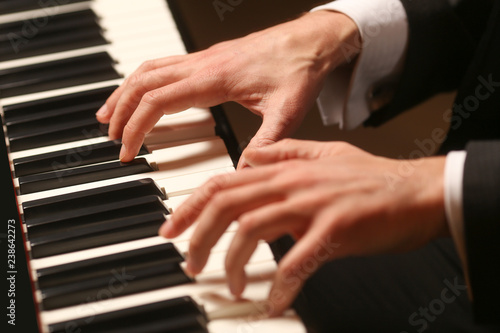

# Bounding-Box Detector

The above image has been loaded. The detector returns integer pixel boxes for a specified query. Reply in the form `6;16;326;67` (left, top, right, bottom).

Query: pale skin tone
96;10;449;316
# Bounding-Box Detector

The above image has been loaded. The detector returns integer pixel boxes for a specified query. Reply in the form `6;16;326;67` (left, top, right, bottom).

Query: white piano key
39;259;306;333
157;165;234;198
17;153;233;204
1;1;307;331
0;0;185;107
10;134;225;178
0;2;92;25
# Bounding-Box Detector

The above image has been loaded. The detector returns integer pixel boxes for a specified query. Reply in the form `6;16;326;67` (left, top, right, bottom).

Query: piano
0;1;309;332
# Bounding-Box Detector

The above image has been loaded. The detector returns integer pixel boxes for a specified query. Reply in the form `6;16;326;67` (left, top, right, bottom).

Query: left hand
95;11;360;166
159;139;448;315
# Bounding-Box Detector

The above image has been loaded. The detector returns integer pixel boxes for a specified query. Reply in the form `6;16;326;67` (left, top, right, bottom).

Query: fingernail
96;104;108;117
119;144;127;161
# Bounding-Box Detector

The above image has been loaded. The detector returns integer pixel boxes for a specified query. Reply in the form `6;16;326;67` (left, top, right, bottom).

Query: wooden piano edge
1;123;41;332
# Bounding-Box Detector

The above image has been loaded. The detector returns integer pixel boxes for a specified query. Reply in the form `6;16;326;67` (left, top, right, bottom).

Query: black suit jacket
364;0;500;324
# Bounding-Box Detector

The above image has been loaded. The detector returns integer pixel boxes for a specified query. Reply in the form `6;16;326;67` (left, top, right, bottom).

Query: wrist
302;10;361;73
414;156;449;238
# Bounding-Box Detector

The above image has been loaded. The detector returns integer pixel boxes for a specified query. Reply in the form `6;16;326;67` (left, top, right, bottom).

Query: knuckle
127;72;144;89
141;89;162;107
137;59;156;72
237;214;259;238
122;123;138;139
279;138;296;146
210;192;231;211
205;173;231;195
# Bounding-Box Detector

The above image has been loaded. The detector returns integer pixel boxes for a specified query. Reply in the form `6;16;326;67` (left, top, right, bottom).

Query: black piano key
8;117;108;152
90;314;209;333
5;100;103;127
37;243;192;310
4;85;117;151
0;0;88;14
37;243;184;285
18;157;154;194
0;10;99;42
6;102;102;137
22;178;166;222
2;26;106;61
0;52;121;98
0;9;108;61
48;296;208;333
13;140;149;177
3;85;117;124
29;211;168;259
26;194;168;231
41;264;191;310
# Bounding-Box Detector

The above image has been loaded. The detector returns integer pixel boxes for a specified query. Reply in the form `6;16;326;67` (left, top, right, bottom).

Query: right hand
95;10;360;167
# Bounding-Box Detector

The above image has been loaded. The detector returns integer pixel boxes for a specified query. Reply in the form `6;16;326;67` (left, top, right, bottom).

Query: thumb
238;111;302;169
236;113;292;169
243;139;329;167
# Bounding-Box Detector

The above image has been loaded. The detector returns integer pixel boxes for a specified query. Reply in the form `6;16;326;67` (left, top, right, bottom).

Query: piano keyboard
1;0;307;332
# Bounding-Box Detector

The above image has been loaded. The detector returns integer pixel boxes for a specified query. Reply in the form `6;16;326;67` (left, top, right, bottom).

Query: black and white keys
0;0;307;331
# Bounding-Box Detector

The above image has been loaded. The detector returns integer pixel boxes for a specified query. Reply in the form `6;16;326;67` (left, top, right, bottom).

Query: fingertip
241;145;267;167
266;285;294;317
96;104;110;123
236;156;252;170
185;256;202;277
158;215;173;238
118;140;143;163
118;144;132;162
228;270;246;297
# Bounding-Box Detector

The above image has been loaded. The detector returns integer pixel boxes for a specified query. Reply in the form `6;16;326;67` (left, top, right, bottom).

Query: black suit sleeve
463;141;500;324
364;0;492;127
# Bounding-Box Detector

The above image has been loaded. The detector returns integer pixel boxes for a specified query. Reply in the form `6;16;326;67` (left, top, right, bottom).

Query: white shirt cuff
311;0;408;129
444;151;468;271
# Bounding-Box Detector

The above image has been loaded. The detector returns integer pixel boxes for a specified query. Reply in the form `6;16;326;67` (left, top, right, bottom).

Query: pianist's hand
159;139;448;316
96;10;359;167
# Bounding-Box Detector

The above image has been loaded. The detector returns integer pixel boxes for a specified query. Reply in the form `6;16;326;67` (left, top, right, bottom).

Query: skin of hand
159;139;448;316
95;10;360;167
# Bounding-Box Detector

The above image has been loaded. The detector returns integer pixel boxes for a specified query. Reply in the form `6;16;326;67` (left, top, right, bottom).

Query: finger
267;226;338;316
96;85;122;123
224;201;310;297
96;55;190;123
108;65;193;140
118;75;231;161
185;177;286;276
244;139;330;167
224;234;259;296
236;114;289;170
119;101;165;162
160;169;277;239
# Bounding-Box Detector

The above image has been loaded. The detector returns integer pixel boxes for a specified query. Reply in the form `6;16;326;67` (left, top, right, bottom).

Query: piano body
0;1;308;332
